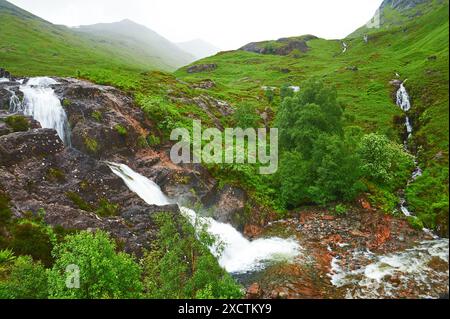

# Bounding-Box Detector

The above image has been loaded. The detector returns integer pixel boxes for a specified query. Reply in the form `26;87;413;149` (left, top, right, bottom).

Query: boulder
187;64;217;73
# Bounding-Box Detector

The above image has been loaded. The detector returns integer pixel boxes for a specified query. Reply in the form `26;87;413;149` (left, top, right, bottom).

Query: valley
0;0;448;300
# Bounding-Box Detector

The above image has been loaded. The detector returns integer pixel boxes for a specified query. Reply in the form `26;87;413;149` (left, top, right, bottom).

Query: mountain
0;0;188;75
75;19;195;69
350;0;446;37
176;39;220;60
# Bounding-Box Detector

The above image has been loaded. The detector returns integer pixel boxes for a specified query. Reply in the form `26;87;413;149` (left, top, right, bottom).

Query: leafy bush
91;110;103;122
358;133;414;187
66;191;94;212
10;220;56;267
4;115;29;132
114;124;128;136
142;213;243;299
48;230;143;299
0;192;12;227
83;136;99;153
275;79;363;207
232;102;260;128
0;255;48;299
95;198;120;217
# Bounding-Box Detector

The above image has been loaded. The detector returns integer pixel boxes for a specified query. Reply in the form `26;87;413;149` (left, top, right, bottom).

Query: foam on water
329;240;449;298
19;77;71;145
107;162;301;274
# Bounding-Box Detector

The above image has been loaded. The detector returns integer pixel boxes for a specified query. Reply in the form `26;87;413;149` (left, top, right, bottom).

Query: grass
1;0;448;232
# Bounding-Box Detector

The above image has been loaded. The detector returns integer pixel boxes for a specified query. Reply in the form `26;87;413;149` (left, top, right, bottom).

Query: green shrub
142;213;243;299
147;134;161;147
46;168;66;183
4;115;29;132
96;198;120;217
62;99;71;107
10;221;55;267
0;255;48;299
91;110;103;122
0;192;12;226
114;124;128;136
48;230;143;299
334;204;348;216
83;136;99;154
66;191;94;212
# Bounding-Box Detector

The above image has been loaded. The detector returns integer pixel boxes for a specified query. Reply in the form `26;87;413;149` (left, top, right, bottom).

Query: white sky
7;0;382;50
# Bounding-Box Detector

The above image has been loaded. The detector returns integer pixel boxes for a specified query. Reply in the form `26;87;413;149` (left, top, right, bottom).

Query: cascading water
342;42;348;53
107;162;301;274
330;239;449;298
5;88;22;113
395;80;422;217
18;77;71;145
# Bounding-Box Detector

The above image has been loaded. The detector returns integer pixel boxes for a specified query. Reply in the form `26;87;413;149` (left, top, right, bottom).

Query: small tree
280;84;294;101
233;103;260;128
358;133;414;186
264;88;275;104
0;254;48;299
48;230;142;299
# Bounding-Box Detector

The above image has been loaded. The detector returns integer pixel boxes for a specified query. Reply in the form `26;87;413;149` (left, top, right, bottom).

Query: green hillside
1;0;448;233
74;19;195;69
174;0;449;231
0;0;185;76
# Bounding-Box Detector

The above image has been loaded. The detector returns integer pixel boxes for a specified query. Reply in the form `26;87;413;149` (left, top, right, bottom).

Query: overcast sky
7;0;382;50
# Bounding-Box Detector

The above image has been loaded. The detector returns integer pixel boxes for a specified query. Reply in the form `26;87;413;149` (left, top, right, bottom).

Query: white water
396;83;411;112
395;81;421;218
107;162;301;274
0;78;10;83
5;88;22;113
330;240;449;299
342;42;348;53
19;77;71;145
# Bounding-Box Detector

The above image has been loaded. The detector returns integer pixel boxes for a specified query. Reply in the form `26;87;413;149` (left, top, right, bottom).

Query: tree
0;254;48;299
233;102;260;128
358;133;414;186
47;230;142;299
142;213;242;299
275;79;361;207
264;88;274;104
280;84;294;101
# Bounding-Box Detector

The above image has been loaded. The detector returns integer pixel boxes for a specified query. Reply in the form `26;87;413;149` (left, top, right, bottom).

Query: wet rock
240;36;316;56
187;64;217;73
191;79;216;89
246;283;263;299
389;79;403;87
346;66;359;72
244;224;263;239
53;78;153;159
0;129;64;165
203;185;246;229
0;68;12;80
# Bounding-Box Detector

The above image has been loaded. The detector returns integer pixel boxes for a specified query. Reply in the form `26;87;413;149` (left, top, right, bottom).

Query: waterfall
5;88;22;113
107;162;301;274
342;42;348;53
330;239;449;298
396;83;411;112
395;80;422;218
19;77;71;145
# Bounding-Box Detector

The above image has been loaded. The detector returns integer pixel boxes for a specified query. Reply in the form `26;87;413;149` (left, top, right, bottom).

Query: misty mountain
176;39;220;60
74;19;195;69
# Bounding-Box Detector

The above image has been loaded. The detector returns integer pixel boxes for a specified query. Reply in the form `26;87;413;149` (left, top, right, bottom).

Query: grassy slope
1;0;448;231
174;2;449;229
0;0;176;76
